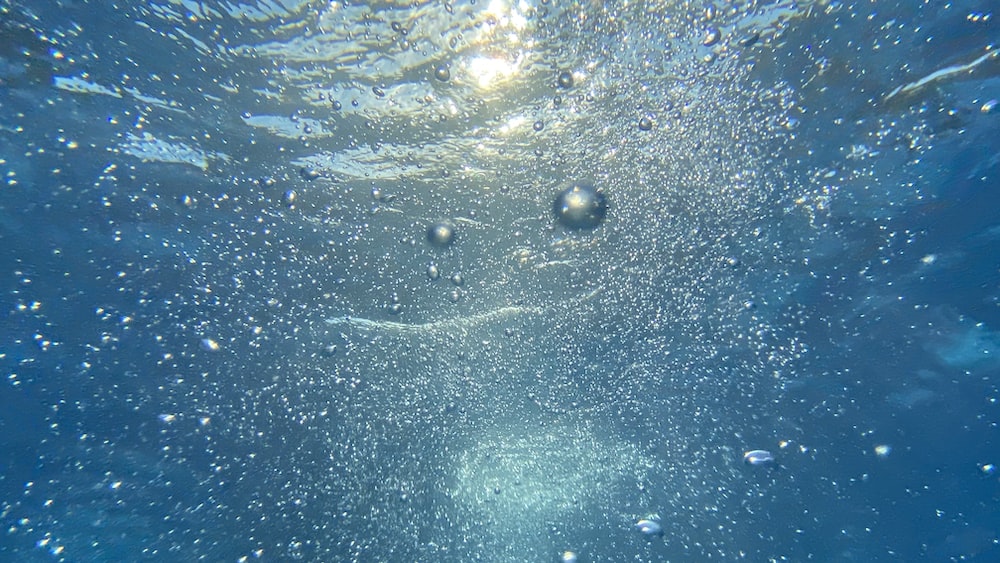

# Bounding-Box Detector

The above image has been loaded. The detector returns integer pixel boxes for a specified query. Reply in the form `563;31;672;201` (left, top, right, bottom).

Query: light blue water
1;0;999;561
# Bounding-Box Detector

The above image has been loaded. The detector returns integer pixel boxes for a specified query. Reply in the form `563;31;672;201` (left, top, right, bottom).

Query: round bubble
556;70;574;89
426;263;440;280
553;183;608;229
426;221;456;247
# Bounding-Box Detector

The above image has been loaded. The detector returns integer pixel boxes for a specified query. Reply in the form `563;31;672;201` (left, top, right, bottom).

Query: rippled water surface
2;0;999;560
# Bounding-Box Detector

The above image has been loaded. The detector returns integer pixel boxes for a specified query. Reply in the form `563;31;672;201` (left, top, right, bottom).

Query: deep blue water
2;0;999;561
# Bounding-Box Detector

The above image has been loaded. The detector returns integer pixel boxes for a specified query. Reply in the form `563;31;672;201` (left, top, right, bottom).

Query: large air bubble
552;183;608;230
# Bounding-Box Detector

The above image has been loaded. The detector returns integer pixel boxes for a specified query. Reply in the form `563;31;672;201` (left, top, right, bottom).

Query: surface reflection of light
466;55;522;90
498;115;527;135
486;0;528;30
460;0;534;90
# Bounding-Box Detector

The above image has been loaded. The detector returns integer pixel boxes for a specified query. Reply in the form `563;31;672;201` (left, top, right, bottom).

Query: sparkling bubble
553;183;608;229
638;116;653;131
300;167;320;181
434;65;451;82
450;272;464;286
427;221;456;247
556;70;574;89
703;27;722;46
635;518;663;536
743;449;775;466
427;263;440;280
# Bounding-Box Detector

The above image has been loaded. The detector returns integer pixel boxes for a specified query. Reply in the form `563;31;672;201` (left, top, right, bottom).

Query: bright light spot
466;55;521;90
498;115;528;135
874;444;892;458
485;0;528;31
920;254;936;265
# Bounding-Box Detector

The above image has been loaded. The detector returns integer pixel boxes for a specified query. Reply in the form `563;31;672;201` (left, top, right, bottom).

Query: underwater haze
1;0;999;561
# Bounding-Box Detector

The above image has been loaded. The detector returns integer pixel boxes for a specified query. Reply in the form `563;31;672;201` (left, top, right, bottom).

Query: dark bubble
638;116;653;131
434;65;451;82
300;167;320;181
738;32;760;47
533;120;544;131
556;70;574;89
332;100;342;110
372;86;386;98
553;182;608;230
426;221;456;247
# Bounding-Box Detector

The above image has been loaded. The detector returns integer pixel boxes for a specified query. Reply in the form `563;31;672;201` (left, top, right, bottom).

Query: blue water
2;0;999;561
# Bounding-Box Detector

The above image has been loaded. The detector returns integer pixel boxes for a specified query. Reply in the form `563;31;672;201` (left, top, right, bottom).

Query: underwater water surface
1;0;999;561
